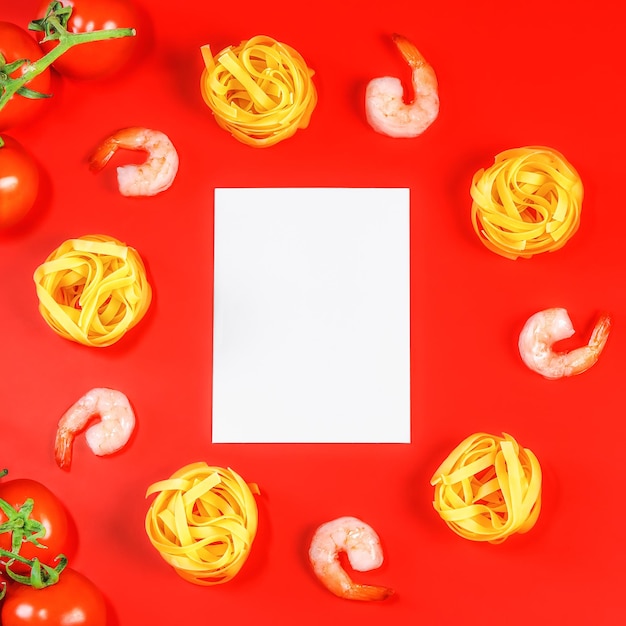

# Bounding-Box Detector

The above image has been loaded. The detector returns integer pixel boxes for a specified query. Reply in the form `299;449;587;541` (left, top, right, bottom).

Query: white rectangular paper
212;188;410;443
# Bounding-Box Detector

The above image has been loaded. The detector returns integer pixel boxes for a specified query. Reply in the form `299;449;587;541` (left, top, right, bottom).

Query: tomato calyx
0;498;48;554
1;551;68;596
32;0;74;35
0;1;136;115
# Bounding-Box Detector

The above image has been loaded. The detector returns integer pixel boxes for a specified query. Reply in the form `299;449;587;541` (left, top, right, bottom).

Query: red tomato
0;136;40;229
37;0;140;80
0;568;107;625
0;479;69;575
0;22;52;131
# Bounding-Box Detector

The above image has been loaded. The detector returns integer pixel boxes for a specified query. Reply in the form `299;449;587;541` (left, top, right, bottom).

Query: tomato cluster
0;0;141;230
0;20;47;229
0;478;106;625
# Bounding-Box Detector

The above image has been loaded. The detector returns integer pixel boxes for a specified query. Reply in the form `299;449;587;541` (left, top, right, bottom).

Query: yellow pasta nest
33;234;152;347
200;35;317;147
430;432;542;544
145;462;260;586
470;146;583;259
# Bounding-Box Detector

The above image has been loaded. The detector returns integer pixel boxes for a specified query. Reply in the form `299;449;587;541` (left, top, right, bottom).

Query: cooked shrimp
54;387;136;470
89;127;179;197
308;516;393;601
518;308;611;380
365;33;439;138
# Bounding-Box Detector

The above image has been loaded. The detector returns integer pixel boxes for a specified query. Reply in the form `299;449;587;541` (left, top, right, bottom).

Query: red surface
1;1;625;624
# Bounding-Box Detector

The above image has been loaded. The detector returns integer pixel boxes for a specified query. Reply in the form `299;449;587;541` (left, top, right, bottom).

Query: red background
2;0;625;624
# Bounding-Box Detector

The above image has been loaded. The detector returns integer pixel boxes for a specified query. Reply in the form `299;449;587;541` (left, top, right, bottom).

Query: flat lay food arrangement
1;0;625;624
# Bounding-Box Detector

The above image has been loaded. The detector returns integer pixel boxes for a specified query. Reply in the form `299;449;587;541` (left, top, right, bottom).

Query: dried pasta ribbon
200;35;317;147
145;462;260;585
32;234;152;347
470;146;583;259
430;432;542;543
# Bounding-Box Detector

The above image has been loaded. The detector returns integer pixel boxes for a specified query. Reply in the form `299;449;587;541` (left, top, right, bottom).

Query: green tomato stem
0;14;135;114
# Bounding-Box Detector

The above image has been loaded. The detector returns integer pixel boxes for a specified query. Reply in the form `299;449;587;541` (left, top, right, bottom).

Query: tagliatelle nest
470;146;583;259
32;234;152;347
145;462;260;585
430;432;542;544
200;35;317;147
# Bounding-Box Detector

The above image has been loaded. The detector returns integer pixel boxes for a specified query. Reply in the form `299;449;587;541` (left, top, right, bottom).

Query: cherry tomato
0;22;52;131
0;137;40;229
0;479;69;575
0;567;107;625
37;0;140;80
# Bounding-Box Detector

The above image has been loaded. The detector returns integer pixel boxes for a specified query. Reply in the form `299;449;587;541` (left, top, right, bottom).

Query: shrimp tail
345;583;394;601
591;312;612;351
391;33;426;69
54;428;75;470
89;138;119;172
317;570;395;601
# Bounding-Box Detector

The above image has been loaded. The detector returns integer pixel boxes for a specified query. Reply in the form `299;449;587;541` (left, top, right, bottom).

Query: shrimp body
55;388;136;469
308;516;393;601
89;127;179;197
518;308;611;380
365;33;439;138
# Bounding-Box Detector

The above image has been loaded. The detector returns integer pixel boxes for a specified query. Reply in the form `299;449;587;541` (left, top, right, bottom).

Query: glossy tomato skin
0;568;107;625
37;0;140;80
0;136;40;229
0;479;70;574
0;22;52;131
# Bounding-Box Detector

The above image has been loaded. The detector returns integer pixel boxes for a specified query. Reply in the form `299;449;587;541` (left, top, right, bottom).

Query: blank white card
212;188;410;443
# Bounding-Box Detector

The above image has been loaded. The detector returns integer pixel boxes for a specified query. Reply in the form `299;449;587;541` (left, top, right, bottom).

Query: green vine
0;0;136;114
